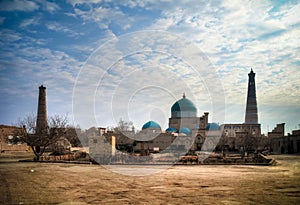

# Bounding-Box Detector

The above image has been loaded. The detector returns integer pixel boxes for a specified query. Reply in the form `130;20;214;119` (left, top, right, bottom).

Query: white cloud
71;30;225;129
0;0;39;11
45;22;83;37
0;28;83;119
67;0;105;7
135;0;300;131
1;1;299;133
67;1;140;34
0;29;22;43
20;17;40;28
43;1;60;13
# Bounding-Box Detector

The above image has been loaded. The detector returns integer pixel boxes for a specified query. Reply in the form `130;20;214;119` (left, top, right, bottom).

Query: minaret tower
245;69;258;124
36;85;48;134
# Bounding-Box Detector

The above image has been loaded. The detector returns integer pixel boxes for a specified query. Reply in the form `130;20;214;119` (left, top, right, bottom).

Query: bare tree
113;118;134;133
243;133;258;153
14;113;69;160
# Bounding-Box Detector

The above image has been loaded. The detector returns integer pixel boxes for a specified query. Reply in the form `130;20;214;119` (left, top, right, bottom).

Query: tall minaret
36;85;48;134
245;69;258;124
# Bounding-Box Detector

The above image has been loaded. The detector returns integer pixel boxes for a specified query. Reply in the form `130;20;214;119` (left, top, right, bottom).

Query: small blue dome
179;127;192;135
142;121;161;130
166;127;177;133
206;123;220;131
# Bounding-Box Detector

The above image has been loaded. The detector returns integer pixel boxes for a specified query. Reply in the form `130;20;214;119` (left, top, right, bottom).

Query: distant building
0;125;28;153
220;123;261;150
245;69;258;124
268;123;285;139
269;123;300;154
168;93;208;133
36;85;48;135
89;69;269;157
89;93;220;159
289;130;300;153
88;68;300;157
89;128;113;164
220;69;262;151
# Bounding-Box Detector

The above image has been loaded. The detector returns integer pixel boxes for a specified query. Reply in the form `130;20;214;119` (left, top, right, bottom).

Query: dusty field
0;154;299;205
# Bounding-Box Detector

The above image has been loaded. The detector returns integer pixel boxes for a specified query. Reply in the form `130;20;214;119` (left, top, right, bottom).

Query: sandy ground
0;154;299;205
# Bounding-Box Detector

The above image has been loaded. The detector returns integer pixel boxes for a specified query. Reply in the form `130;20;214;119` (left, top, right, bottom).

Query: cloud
132;0;300;131
67;0;104;7
0;1;299;133
20;17;40;28
0;29;22;43
42;1;60;13
71;5;131;31
0;28;83;120
45;22;83;37
71;30;225;129
0;0;39;12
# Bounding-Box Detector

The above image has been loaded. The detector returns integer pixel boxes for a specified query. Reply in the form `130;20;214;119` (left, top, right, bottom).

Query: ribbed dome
166;127;177;133
179;127;192;135
142;121;161;130
171;97;197;112
171;94;197;118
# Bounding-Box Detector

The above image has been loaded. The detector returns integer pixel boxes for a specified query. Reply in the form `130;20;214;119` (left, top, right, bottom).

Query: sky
0;0;299;135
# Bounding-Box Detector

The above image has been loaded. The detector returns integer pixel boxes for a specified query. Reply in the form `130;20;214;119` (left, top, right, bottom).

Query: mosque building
89;68;265;159
168;92;209;135
89;92;222;158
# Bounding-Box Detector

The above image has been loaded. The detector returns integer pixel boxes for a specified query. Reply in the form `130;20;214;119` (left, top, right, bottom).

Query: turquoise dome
166;127;177;133
206;123;220;131
171;94;197;118
142;121;161;130
179;127;192;135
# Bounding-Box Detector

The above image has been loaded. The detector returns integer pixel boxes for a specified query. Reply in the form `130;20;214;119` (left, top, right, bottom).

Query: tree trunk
31;145;40;161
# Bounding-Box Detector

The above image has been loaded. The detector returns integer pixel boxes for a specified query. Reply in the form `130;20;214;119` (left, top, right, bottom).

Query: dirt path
0;155;299;204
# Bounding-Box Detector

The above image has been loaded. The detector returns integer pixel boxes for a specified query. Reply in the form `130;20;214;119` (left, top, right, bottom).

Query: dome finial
183;92;186;98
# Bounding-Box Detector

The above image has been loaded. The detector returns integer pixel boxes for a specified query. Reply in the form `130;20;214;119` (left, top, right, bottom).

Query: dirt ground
0;154;299;205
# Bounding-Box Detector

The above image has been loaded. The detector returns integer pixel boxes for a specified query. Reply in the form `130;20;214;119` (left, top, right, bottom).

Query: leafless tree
113;118;134;133
243;133;259;153
14;113;69;160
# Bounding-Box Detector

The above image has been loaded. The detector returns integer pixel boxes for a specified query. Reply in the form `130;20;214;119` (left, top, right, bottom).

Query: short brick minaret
36;85;48;134
245;69;258;124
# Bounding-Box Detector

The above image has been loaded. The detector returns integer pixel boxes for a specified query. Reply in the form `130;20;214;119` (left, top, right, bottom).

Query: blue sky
0;0;299;134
